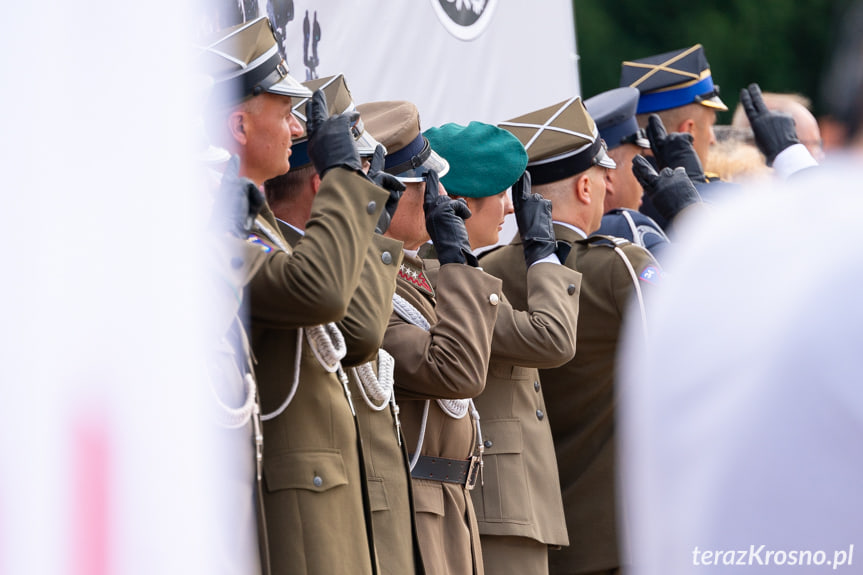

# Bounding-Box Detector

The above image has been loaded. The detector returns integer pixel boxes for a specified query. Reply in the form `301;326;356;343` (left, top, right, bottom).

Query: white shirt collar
277;218;304;237
552;220;587;239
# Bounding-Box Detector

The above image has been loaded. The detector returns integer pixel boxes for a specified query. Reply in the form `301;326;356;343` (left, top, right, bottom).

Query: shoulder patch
398;262;434;297
247;234;272;253
639;265;662;284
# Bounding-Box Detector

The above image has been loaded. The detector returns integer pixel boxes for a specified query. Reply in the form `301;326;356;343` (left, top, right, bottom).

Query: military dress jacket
383;254;502;575
209;235;269;575
467;259;581;547
247;167;388;575
480;224;660;574
279;223;425;575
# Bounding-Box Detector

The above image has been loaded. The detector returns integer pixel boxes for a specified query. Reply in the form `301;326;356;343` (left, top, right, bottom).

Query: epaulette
578;234;631;248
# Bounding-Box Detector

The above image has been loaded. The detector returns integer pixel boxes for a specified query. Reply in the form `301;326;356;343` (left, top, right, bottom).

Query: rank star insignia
398;264;434;296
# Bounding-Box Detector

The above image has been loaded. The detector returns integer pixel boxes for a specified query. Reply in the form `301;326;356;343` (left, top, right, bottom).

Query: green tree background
573;0;852;123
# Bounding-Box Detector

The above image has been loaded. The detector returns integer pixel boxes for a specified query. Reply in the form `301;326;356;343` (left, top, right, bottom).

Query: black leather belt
410;455;481;489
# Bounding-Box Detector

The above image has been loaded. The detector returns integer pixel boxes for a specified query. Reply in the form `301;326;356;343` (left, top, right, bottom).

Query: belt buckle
465;455;481;490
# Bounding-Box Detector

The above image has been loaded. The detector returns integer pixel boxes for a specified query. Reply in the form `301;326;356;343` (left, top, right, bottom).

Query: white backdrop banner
268;0;581;128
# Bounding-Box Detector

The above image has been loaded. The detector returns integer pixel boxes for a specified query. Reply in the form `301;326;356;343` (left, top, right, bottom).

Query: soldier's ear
679;117;697;136
228;110;248;146
575;173;592;205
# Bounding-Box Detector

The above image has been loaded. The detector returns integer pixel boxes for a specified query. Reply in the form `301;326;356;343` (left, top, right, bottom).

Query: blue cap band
636;75;715;114
600;116;642;149
384;132;428;174
290;140;311;169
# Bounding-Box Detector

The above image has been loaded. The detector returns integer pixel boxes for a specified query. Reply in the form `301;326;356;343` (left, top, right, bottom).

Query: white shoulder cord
392;292;481;471
261;327;303;421
352;349;395;411
611;245;650;344
252;218;354;420
210;357;258;429
211;313;265;480
620;210;643;247
211;314;258;429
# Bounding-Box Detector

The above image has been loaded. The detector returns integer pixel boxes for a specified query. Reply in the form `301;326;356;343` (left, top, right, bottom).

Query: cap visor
395;149;450;182
699;94;728;112
596;146;617;169
267;74;314;98
357;130;385;157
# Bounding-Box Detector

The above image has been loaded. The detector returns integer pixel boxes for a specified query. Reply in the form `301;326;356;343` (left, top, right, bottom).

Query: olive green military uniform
279;222;425;575
470;259;581;575
383;254;502;575
480;224;660;575
248;167;388;575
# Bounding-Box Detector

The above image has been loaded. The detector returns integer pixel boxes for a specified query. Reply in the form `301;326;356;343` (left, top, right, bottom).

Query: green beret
423;121;528;198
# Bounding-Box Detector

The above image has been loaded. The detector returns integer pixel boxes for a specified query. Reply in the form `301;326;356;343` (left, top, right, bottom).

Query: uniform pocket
411;479;445;516
367;477;390;512
264;449;348;493
476;419;530;523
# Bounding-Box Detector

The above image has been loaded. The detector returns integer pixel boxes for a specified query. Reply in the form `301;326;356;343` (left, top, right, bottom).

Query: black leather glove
211;155;265;237
368;144;405;234
305;89;363;177
632;154;701;222
740;83;799;167
646;114;707;183
422;169;477;266
512;171;567;266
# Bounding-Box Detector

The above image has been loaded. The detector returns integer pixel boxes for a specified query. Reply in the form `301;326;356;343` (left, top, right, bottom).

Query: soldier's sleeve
339;234;404;367
488;261;581;368
385;264;502;401
247;167;388;328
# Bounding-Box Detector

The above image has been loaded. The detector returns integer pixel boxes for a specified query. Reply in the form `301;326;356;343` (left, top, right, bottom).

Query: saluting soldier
423;121;581;575
201;17;390;575
265;75;425;575
206;153;271;575
586;87;671;260
487;97;661;575
620;44;735;227
360;101;502;575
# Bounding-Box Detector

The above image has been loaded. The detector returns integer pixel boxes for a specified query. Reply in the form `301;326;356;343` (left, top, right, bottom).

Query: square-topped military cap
288;74;384;169
358;101;450;183
498;96;616;186
199;16;311;109
584;87;650;151
620;44;727;114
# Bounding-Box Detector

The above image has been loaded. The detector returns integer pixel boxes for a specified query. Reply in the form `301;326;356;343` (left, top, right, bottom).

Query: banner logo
430;0;498;41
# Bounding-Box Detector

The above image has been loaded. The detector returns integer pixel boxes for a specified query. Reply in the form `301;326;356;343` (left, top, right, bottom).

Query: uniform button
366;201;377;214
381;251;393;265
534;380;540;392
489;293;500;306
230;257;244;269
313;476;323;487
567;283;577;295
536;409;544;420
484;439;493;448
